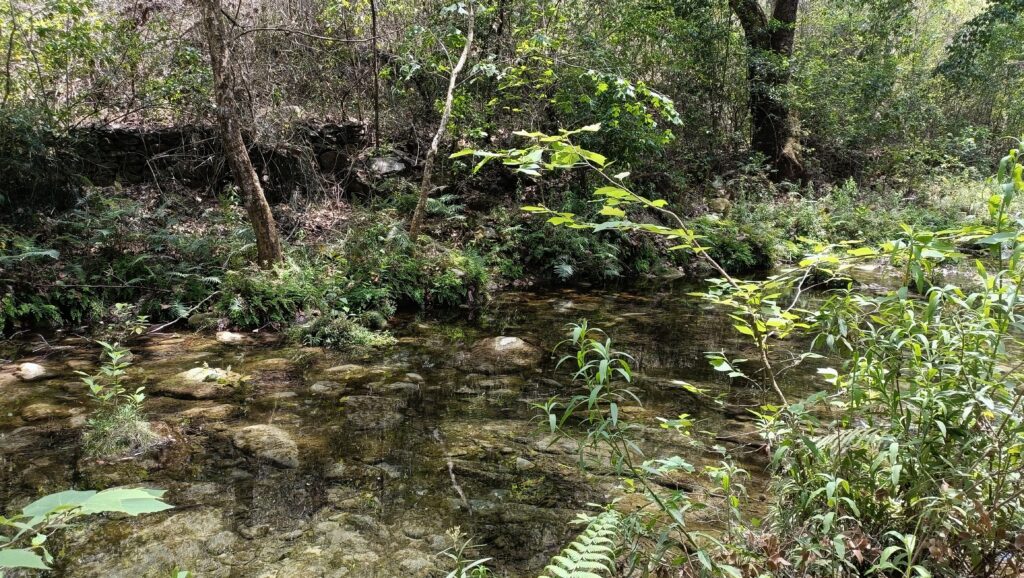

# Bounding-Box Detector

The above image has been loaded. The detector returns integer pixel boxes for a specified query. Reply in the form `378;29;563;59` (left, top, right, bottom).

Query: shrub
78;342;158;459
218;260;339;327
292;310;396;349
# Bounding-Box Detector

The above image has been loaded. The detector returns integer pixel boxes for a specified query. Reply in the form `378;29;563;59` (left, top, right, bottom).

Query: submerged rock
16;362;54;382
455;336;545;374
323;363;385;384
20;403;74;422
232;424;299;468
152;366;244;400
340;395;406;430
174;403;239;421
376;381;420;396
63;508;228;577
309;380;342;395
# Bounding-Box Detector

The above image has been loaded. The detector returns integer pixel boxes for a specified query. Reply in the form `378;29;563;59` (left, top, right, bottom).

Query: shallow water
0;282;823;577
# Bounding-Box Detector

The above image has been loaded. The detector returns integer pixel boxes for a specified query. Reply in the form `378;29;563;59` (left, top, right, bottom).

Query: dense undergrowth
0;164;987;342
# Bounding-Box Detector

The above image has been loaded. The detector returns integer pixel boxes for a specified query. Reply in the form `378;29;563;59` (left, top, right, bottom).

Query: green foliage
438;527;493;578
539;510;621;578
96;303;149;342
481;130;1024;577
686;216;775;273
0;189;234;333
473;206;626;283
292;310;396;350
540;321;639;465
0;487;171;571
78;342;157;459
340;214;487;308
219;261;341;328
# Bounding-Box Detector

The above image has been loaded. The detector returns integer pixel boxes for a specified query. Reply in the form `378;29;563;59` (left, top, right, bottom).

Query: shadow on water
0;279;826;577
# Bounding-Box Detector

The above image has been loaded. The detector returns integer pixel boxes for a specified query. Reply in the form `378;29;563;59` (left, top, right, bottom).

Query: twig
231;27;376;44
147;291;220;334
433;428;470;511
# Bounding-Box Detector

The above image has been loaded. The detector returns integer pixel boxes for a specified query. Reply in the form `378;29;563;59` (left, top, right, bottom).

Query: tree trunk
370;0;381;151
408;2;475;238
198;0;284;266
729;0;804;182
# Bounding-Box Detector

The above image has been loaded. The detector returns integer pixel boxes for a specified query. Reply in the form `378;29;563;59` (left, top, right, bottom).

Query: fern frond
540;511;621;578
812;427;888;453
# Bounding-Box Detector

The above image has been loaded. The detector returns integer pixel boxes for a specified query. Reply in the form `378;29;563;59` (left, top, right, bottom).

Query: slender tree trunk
370;0;380;151
729;0;804;182
408;2;474;238
198;0;284;266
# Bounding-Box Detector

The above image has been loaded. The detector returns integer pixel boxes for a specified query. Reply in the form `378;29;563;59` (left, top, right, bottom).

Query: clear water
0;282;823;577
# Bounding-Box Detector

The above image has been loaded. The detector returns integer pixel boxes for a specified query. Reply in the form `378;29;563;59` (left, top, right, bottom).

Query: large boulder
455;336;545;374
152;366;244;400
232;424;299;468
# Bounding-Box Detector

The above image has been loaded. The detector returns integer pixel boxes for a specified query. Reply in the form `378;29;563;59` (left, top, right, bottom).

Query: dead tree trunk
408;2;475;238
729;0;804;182
199;0;284;266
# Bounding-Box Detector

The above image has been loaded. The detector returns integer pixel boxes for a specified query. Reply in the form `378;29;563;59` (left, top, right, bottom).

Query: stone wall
66;122;366;202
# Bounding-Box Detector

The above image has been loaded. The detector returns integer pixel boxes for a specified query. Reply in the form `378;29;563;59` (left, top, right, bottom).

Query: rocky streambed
0;286;811;577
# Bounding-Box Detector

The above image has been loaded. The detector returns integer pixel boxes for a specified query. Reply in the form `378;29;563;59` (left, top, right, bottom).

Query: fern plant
540;510;621;578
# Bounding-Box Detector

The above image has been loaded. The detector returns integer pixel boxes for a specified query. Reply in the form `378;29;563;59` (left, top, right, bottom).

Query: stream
1;281;823;577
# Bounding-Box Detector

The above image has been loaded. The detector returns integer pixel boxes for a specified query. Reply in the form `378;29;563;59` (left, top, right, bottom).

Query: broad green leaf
22;490;95;518
79;488;172;516
847;247;878;257
976;231;1016;245
594;186;631;199
0;549;49;569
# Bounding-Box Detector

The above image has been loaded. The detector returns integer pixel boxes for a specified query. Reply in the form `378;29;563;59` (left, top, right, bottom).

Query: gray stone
310;380;342;394
369;156;406;175
515;457;536;471
231;424;299;468
379;381;419;395
263;391;298;400
324;364;384;383
396;549;433;576
325;460;346;479
204;531;238;555
62;508;227;577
